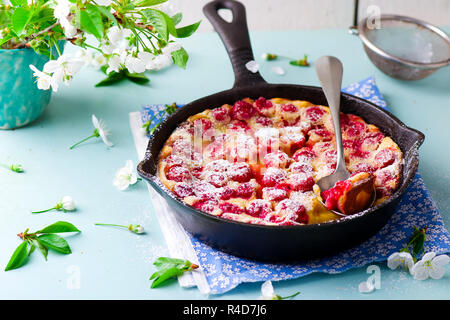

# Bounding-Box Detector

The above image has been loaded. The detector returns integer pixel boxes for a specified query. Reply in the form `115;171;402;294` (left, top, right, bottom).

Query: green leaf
5;241;29;271
134;0;167;7
11;7;32;35
150;266;185;288
95;71;126;87
150;257;196;287
171;47;188;69
153;257;191;269
126;72;150;85
174;21;201;38
30;239;48;260
37;234;72;254
171;12;182;26
96;5;117;25
80;4;103;39
10;0;28;7
35;221;81;234
142;8;174;41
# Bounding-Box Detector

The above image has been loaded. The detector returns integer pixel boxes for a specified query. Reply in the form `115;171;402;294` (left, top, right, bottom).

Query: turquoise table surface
1;27;450;300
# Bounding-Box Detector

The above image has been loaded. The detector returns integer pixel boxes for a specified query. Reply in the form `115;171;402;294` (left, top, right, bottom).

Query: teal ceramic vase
0;48;52;129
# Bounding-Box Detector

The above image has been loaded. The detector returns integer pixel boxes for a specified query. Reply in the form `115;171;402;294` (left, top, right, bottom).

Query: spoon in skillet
314;56;376;216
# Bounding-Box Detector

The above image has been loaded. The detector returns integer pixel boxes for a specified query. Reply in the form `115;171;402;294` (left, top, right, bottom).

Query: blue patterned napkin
141;77;450;294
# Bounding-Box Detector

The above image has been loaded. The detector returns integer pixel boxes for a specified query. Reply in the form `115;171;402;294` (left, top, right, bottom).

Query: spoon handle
315;56;347;173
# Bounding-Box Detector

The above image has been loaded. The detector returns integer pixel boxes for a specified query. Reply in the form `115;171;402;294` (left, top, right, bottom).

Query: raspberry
228;120;250;131
289;162;314;174
173;182;195;198
204;159;231;172
351;162;375;174
228;162;252;182
308;128;332;142
219;202;245;214
262;187;288;201
193;118;212;134
362;132;384;147
255;97;273;110
304;106;325;122
193;199;218;213
321;180;352;211
191;167;203;179
231;100;256;120
374;149;396;168
218;187;235;200
193;182;217;201
264;151;290;168
274;182;292;192
211;107;230;122
255;116;273;126
275;199;307;223
281;104;298;112
172;140;192;158
261;167;287;187
205;140;226;161
292;147;316;163
246;200;272;218
235;182;255;199
281;133;306;152
205;172;228;187
165;155;185;169
166;166;191;182
288;173;315;192
345;121;366;137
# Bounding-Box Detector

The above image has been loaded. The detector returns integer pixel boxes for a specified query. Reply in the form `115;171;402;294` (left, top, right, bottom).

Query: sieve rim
357;14;450;69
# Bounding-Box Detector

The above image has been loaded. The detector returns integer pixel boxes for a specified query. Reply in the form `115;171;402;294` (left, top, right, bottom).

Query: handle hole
217;8;233;23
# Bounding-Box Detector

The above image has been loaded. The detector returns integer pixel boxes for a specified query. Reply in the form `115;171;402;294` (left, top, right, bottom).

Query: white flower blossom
410;252;450;280
129;224;145;234
59;16;77;38
29;65;57;91
124;55;146;74
387;251;415;273
161;42;181;55
106;55;123;74
58;196;76;211
91;53;107;69
113;160;139;191
52;0;72;21
92;114;113;147
75;49;93;66
43;54;83;87
259;280;278;300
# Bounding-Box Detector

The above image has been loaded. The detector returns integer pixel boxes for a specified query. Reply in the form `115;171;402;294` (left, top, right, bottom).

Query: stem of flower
31;207;57;214
94;223;128;229
69;132;98;150
278;292;300;300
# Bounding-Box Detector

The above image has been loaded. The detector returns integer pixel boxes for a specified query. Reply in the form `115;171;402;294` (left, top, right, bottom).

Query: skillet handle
203;0;266;88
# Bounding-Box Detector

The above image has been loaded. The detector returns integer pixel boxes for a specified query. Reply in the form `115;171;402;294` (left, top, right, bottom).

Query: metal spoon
314;56;375;216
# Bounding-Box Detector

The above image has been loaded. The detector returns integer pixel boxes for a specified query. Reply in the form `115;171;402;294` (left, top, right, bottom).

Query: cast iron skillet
137;0;425;262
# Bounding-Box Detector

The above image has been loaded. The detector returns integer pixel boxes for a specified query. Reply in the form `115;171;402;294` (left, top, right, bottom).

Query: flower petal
428;266;446;280
422;252;436;262
432;254;450;268
261;280;275;299
411;261;428;280
92;114;100;130
387;252;400;270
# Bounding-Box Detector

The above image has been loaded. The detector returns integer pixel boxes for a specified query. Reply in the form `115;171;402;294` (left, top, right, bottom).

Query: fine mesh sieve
350;15;450;80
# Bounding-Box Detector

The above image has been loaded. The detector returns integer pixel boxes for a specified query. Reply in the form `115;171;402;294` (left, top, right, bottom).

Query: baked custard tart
157;97;403;226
